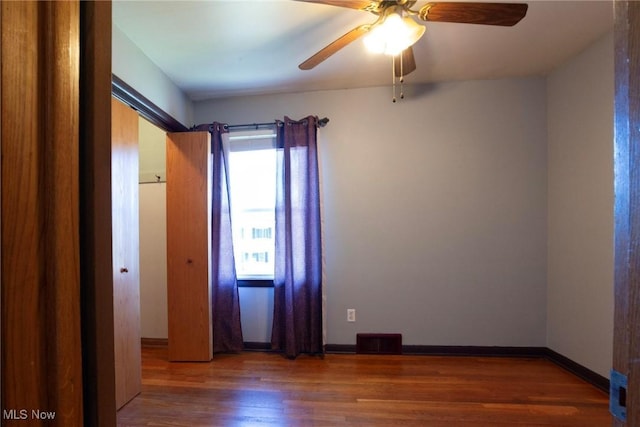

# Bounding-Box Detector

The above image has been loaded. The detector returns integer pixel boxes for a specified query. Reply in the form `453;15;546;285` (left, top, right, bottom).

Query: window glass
224;129;277;281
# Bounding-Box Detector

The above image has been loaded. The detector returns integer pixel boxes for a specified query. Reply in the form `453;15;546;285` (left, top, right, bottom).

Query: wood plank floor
117;346;610;426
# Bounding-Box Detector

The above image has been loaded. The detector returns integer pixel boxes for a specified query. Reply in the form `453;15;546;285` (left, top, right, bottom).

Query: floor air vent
356;333;402;355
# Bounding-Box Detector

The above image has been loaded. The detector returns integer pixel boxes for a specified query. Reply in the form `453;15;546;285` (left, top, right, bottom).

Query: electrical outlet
347;309;356;322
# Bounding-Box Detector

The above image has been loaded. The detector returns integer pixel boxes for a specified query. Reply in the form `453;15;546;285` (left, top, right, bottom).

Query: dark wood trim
141;338;168;348
400;345;548;358
111;74;189;133
79;2;117;425
243;342;275;352
544;349;609;393
142;339;278;353
324;344;356;354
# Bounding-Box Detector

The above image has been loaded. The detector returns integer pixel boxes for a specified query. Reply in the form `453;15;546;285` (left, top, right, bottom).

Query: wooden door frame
79;2;117;425
613;1;639;425
0;1;185;425
79;3;187;424
2;1;83;424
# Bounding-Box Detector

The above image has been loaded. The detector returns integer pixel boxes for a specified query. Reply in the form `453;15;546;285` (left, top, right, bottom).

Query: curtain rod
226;117;329;130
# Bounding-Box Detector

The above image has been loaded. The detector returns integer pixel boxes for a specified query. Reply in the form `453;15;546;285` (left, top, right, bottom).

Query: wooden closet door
112;97;142;409
166;131;213;362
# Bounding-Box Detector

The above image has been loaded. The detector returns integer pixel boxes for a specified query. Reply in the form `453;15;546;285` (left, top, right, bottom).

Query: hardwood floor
117;346;610;426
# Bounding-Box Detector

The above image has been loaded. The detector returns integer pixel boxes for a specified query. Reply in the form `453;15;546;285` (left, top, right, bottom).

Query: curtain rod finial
318;117;329;127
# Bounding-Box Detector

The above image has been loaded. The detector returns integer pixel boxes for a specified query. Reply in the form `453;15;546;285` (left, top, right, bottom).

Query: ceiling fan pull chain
392;55;397;103
400;52;405;100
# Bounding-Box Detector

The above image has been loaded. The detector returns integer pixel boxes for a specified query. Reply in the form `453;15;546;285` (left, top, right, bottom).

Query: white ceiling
112;0;614;101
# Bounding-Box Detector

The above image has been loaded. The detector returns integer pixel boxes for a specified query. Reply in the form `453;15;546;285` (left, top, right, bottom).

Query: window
225;129;277;286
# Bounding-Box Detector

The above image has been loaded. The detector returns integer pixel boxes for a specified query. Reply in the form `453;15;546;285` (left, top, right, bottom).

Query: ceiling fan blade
419;2;528;26
299;25;370;70
394;47;417;77
295;0;379;11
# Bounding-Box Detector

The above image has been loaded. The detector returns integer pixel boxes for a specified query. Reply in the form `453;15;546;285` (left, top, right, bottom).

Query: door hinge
610;369;628;421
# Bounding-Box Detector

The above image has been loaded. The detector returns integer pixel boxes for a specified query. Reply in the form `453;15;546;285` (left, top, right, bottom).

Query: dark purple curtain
271;116;323;358
206;123;244;353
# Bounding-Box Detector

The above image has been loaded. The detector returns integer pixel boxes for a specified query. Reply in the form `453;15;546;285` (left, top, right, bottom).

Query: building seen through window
233;210;274;279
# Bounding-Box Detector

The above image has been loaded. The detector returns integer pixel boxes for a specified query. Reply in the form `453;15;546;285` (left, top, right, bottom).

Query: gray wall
546;31;614;377
194;77;549;347
113;25;194;127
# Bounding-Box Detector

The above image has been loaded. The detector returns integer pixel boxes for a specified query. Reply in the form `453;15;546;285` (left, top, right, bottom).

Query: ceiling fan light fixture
363;13;425;56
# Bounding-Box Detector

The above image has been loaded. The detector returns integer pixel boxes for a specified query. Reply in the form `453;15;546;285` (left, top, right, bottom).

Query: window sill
237;279;274;288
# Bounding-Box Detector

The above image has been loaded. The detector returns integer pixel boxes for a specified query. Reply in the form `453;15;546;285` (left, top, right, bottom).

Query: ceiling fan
298;1;529;79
